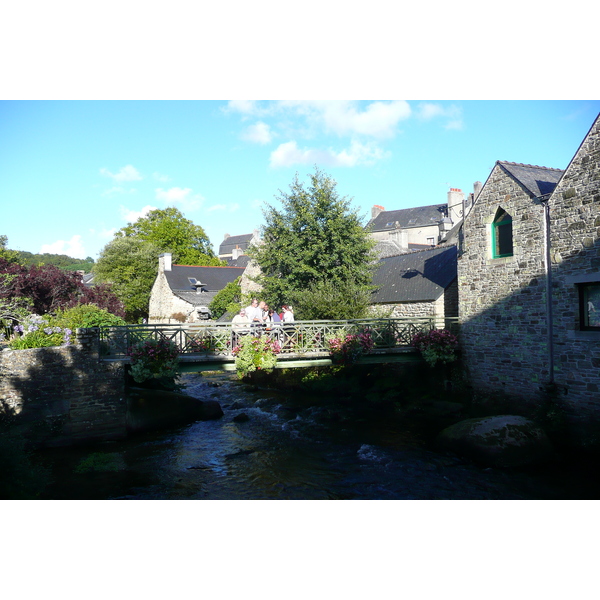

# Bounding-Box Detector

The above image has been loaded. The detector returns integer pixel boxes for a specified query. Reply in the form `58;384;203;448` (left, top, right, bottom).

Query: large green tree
94;237;162;322
117;207;224;266
250;168;376;318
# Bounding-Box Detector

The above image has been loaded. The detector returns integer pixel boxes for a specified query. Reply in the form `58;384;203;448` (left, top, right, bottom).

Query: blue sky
1;100;599;261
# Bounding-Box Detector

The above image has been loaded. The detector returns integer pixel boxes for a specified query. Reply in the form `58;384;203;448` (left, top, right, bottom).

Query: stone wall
547;115;600;438
458;115;600;444
0;329;126;447
370;278;458;329
458;164;550;404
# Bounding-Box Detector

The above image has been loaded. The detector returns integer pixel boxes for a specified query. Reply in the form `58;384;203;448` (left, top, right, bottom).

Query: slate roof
367;204;447;232
165;264;245;306
371;245;457;304
219;233;254;256
497;161;564;197
225;255;251;268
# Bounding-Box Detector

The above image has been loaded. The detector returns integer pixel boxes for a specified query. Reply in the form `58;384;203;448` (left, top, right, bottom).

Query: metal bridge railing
96;317;459;360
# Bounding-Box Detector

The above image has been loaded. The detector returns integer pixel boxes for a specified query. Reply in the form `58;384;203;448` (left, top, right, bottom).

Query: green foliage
9;314;71;349
209;277;242;319
0;235;21;264
0;272;31;340
74;452;126;474
291;278;373;320
94;236;161;322
18;252;94;272
232;335;281;379
411;329;459;367
53;304;127;330
250;168;376;314
117;207;224;266
127;338;180;388
7;306;125;349
95;208;224;321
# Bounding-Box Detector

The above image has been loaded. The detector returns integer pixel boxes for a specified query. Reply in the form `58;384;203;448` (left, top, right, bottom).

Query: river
37;371;600;500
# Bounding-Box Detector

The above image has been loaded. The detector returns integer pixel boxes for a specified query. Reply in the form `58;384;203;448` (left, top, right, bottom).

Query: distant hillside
15;251;95;272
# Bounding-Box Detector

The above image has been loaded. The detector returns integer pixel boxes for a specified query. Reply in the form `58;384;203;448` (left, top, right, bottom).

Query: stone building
218;231;259;266
370;244;458;326
367;185;480;253
148;253;245;323
458;113;600;442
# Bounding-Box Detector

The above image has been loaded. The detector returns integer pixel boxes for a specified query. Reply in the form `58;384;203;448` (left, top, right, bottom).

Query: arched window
492;208;513;258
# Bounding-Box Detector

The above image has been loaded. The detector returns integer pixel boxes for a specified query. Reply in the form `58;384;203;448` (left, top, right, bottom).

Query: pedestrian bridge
97;317;458;371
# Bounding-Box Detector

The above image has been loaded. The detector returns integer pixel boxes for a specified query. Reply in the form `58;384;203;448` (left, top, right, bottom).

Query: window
579;283;600;331
492;208;513;258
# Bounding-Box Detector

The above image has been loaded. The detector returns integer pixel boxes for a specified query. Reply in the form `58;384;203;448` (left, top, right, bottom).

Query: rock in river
127;388;224;434
436;415;554;468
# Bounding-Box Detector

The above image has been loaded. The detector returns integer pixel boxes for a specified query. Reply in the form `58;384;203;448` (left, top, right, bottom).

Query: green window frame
492;208;513;258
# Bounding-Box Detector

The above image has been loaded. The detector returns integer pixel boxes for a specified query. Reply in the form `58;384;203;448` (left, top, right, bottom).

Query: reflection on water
38;372;600;500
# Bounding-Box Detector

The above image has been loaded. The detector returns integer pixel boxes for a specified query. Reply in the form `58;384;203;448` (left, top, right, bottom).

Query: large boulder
126;388;223;434
436;415;554;468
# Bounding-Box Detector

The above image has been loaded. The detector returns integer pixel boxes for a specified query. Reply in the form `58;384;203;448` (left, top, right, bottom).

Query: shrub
171;312;187;323
53;304;126;330
232;335;281;379
291;278;373;320
7;305;126;349
209;277;242;319
127;338;179;387
9;314;71;349
411;328;459;367
327;330;374;365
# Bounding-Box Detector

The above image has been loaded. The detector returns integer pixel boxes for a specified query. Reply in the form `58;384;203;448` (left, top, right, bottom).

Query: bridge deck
95;317;456;369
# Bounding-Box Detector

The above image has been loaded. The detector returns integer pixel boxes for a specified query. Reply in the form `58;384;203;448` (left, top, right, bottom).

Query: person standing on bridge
283;305;294;323
245;298;263;324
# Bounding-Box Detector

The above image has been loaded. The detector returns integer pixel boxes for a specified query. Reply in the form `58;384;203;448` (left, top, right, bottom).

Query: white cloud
155;187;204;211
39;234;86;259
417;103;464;130
225;100;270;117
270;139;387;168
241;121;273;144
100;164;143;182
153;171;170;182
207;204;227;212
206;203;241;213
227;100;411;140
101;186;137;196
318;101;411;139
119;204;157;223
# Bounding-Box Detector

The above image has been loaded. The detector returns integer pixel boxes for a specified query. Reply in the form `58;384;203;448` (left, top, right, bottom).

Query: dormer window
492;208;513;258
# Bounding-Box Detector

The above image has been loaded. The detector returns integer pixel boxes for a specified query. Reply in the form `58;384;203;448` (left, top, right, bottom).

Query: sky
1;100;599;262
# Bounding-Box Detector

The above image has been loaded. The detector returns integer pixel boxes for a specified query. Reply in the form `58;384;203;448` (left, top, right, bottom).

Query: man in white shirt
245;298;263;323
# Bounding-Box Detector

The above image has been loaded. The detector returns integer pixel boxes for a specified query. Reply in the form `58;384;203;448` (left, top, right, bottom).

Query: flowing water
38;372;600;500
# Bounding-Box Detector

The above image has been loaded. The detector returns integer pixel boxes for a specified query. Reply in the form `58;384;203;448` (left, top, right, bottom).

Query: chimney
371;204;385;219
223;233;230;240
232;247;242;260
473;181;482;200
447;188;464;223
159;252;172;272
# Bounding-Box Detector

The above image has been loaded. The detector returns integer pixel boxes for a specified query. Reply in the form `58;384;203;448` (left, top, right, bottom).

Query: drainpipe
539;196;554;384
